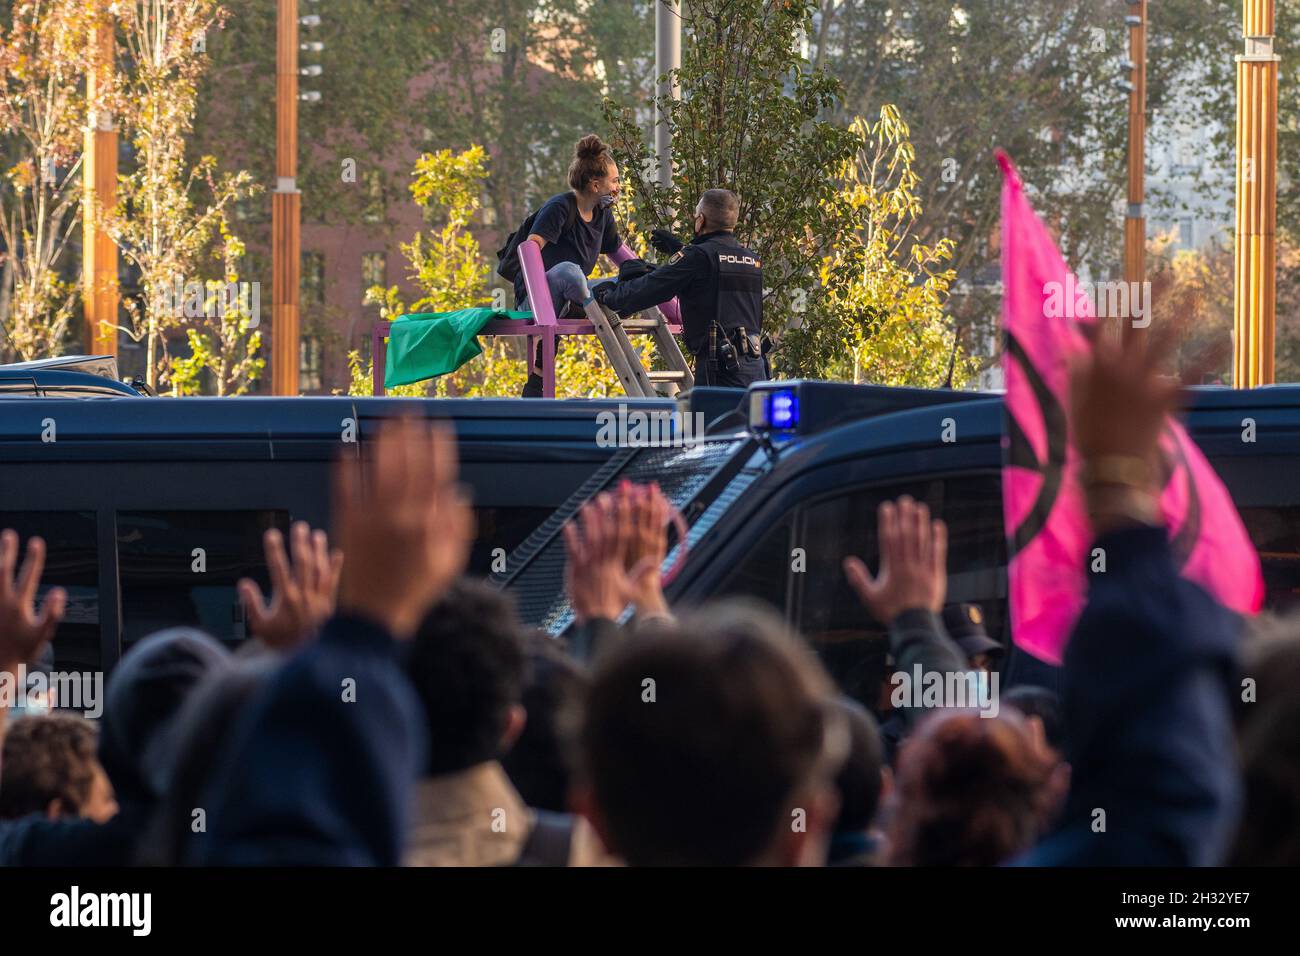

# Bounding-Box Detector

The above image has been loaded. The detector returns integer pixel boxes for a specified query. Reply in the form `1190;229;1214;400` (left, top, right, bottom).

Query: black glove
617;258;656;282
593;283;613;305
650;228;685;255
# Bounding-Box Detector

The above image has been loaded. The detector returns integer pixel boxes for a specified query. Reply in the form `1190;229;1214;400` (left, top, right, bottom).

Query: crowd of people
0;324;1296;867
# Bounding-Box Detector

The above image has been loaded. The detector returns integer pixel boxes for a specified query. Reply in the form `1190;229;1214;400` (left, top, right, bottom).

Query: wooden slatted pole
83;8;118;359
1123;1;1147;301
1235;1;1279;387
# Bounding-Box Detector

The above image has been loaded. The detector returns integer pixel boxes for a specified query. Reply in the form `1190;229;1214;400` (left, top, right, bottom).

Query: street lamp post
654;1;681;189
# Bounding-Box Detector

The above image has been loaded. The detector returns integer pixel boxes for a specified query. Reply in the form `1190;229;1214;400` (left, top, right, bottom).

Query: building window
361;252;387;299
300;336;323;391
1173;140;1201;176
301;251;326;309
1180;219;1194;249
363;169;385;223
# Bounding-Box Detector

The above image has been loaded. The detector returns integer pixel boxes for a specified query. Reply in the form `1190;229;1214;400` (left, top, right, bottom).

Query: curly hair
0;714;101;819
888;710;1058;866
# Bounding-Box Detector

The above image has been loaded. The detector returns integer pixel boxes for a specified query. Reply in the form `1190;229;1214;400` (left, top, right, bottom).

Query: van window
118;510;289;648
1209;454;1300;615
793;474;1006;708
1235;504;1300;613
0;512;100;672
715;516;793;616
470;505;556;575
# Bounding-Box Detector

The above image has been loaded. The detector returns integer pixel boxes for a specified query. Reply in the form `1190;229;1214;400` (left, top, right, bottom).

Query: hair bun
575;134;607;159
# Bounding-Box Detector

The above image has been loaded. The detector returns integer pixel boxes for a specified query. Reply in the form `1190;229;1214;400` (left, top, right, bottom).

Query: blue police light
749;386;800;433
769;390;799;429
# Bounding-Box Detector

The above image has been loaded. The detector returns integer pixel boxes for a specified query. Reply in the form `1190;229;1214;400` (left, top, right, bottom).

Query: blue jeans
521;263;616;395
519;261;615;317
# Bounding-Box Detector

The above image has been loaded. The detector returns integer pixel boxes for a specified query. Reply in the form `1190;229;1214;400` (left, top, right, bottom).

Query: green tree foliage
107;0;258;389
418;0;655;231
362;145;494;320
170;220;264;396
604;0;860;348
605;0;970;383
809;1;1130;358
785;108;974;386
0;0;92;361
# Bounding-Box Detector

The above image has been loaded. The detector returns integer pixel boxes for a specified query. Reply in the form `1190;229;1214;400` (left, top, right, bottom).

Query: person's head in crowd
575;599;848;866
827;697;890;866
407;579;527;776
888;709;1062;866
1231;616;1300;865
942;603;1004;673
1003;686;1066;755
501;632;589;813
97;628;232;812
0;714;117;822
148;658;278;866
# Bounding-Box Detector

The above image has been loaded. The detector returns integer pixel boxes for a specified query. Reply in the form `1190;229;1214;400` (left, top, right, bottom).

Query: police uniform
596;230;767;388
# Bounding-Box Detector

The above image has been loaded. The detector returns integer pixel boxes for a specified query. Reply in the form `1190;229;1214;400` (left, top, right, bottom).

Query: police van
0;374;738;673
494;380;1300;696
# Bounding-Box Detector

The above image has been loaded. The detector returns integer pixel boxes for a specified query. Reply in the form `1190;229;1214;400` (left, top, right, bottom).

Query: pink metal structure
371;241;682;397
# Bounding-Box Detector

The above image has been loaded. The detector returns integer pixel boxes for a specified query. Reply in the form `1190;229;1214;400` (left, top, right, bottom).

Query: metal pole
1234;1;1279;387
272;0;301;395
654;1;681;189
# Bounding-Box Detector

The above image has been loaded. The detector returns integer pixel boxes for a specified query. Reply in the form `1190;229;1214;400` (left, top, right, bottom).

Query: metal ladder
582;300;695;397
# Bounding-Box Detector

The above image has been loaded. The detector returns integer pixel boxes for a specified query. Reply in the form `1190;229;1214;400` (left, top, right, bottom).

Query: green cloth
384;308;532;387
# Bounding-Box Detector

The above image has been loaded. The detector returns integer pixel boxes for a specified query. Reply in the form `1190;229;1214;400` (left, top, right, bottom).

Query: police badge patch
667;250;685;265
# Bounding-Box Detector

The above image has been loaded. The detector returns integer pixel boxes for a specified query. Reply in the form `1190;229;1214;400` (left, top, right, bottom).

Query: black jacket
1017;526;1242;866
600;230;763;355
188;614;427;866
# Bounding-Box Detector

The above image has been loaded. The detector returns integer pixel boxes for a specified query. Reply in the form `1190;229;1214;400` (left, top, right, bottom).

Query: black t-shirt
514;193;621;305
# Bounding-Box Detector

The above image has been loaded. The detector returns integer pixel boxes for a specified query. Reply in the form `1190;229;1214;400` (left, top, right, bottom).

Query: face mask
598;193;616;210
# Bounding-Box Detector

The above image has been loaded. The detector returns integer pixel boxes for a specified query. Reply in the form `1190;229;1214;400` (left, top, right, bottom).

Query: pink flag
997;150;1263;665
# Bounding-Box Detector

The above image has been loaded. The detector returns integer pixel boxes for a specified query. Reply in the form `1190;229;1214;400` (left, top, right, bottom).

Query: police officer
594;189;768;388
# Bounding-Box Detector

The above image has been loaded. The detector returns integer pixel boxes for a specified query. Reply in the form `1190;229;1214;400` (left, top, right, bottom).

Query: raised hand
239;522;344;651
332;419;475;640
1072;323;1184;532
0;530;66;673
564;481;672;624
842;496;948;627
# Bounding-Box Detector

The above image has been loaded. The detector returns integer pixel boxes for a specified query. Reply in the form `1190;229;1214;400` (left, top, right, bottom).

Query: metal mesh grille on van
493;437;752;629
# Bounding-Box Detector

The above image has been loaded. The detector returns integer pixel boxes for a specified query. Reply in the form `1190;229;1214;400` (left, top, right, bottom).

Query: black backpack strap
564;192;579;232
514;810;575;867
